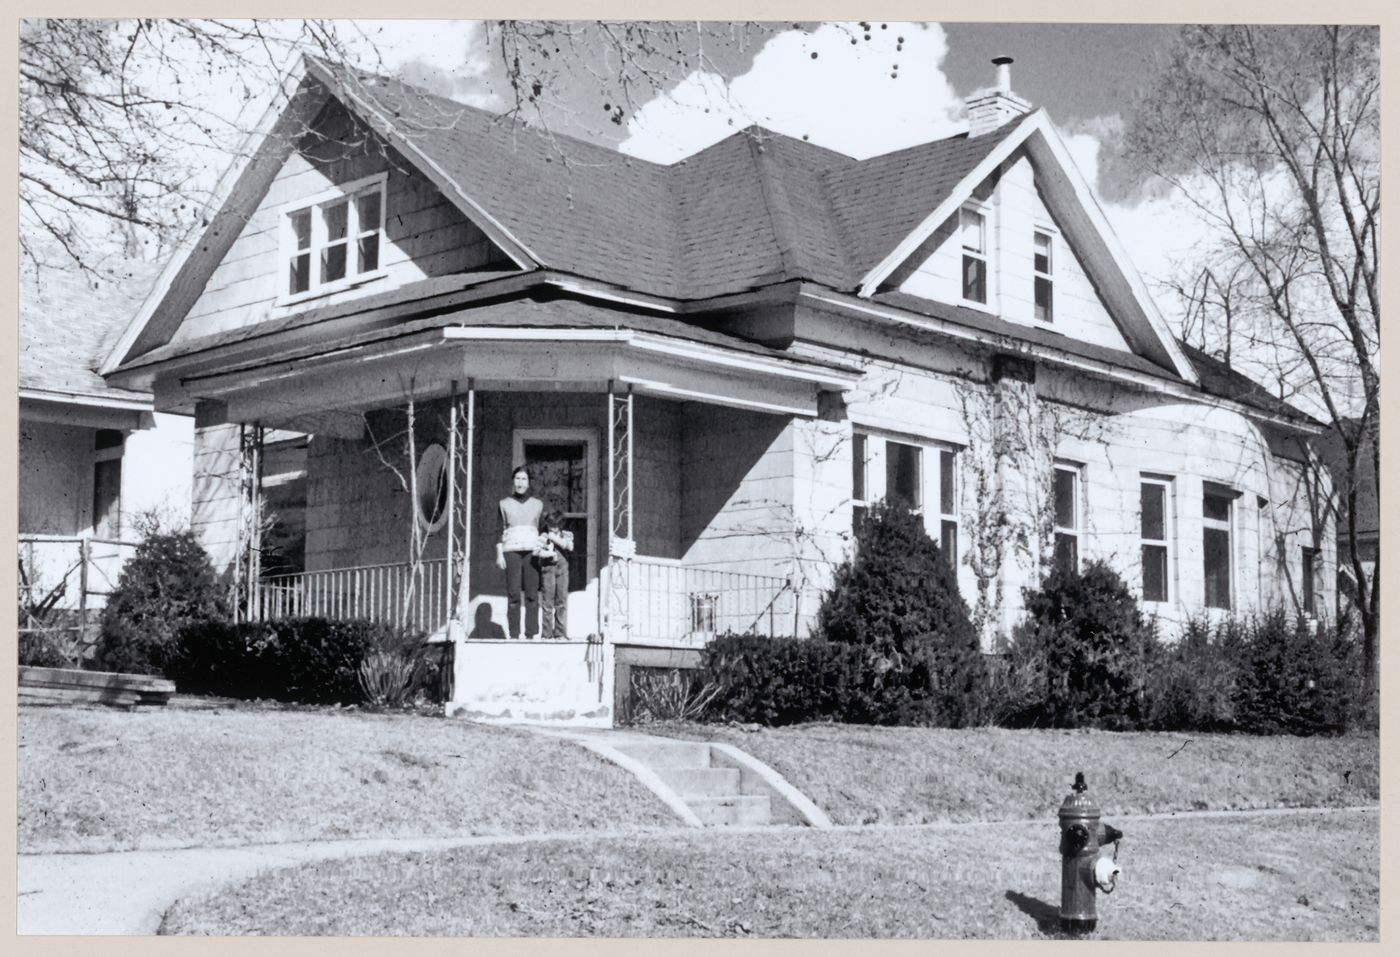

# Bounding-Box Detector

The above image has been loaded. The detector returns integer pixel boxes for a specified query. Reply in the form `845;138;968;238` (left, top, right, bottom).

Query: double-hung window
1033;229;1054;322
961;206;988;304
1052;464;1081;572
1202;485;1236;610
283;174;386;300
1140;477;1172;602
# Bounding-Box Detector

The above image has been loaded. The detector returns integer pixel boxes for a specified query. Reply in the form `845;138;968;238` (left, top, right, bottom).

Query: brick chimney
966;56;1031;136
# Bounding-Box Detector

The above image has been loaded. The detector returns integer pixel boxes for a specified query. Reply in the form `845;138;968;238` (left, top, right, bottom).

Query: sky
347;20;1212;325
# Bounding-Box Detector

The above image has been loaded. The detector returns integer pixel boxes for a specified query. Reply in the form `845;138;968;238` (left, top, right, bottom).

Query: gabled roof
21;258;160;405
1179;343;1323;429
107;55;1194;390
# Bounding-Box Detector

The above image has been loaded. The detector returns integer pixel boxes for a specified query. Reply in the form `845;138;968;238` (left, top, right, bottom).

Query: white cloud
354;20;500;109
621;23;962;162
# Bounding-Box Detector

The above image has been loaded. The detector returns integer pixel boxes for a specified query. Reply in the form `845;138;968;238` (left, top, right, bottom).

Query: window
886;440;922;511
1301;546;1318;616
1033;230;1054;322
938;448;959;566
1053;465;1080;572
1203;487;1235;610
961;206;988;304
283;174;386;299
852;432;869;528
1140;478;1172;602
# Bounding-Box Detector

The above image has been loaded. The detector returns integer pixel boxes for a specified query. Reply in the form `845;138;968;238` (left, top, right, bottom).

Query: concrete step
618;741;712;769
654;765;741;798
688;794;772;827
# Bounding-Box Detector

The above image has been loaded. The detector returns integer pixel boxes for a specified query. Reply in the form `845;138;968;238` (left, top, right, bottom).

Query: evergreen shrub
94;527;225;675
1003;561;1156;729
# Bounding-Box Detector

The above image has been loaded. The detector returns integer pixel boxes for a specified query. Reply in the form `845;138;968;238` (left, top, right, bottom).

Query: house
1315;417;1378;614
101;55;1332;725
19;255;195;650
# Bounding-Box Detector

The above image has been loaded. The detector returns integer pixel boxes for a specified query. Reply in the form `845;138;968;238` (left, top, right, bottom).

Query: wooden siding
174;99;507;345
896;151;1132;354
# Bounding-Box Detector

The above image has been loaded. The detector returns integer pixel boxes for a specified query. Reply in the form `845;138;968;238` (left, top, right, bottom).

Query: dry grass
159;809;1378;939
645;723;1379;825
19;702;675;853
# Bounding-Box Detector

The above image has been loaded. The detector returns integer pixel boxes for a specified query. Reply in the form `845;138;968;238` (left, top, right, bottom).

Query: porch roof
162;295;860;427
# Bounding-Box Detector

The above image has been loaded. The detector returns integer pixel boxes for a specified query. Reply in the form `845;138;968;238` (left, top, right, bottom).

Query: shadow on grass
1005;890;1069;937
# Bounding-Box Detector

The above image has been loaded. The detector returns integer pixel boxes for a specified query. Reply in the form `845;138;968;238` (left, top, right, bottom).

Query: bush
814;498;985;725
174;617;420;706
19;630;73;668
624;667;724;724
1003;561;1157;729
358;630;440;708
95;527;225;675
698;632;982;727
1145;616;1242;732
818;499;977;656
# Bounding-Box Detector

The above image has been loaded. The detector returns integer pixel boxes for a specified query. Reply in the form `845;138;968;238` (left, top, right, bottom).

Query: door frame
512;427;601;631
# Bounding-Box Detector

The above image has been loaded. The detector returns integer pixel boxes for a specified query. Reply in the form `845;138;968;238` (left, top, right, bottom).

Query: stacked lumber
19;666;175;708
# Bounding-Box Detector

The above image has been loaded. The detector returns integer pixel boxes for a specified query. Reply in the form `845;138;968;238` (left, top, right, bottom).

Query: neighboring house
19;256;195;639
102;56;1331;724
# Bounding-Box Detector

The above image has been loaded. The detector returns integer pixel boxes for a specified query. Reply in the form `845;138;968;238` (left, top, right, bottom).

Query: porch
177;317;856;725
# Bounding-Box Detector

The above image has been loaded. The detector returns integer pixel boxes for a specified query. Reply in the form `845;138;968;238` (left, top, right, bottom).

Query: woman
496;465;544;640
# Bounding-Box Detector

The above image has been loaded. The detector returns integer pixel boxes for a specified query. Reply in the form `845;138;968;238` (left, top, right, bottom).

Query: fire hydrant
1058;771;1124;935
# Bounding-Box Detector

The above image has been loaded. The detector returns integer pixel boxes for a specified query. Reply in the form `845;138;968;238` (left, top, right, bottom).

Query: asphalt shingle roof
319;62;1024;300
1178;343;1321;427
20;258;161;401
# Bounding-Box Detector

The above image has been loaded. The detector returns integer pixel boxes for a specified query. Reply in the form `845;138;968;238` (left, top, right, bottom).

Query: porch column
451;379;475;627
234;422;264;624
605;382;635;642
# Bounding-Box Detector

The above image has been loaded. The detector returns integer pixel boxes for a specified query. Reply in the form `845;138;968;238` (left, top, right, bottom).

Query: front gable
858;110;1197;384
888;149;1132;354
173;97;513;345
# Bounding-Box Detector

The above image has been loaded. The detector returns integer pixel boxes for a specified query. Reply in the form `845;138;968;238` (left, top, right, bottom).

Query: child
535;508;574;640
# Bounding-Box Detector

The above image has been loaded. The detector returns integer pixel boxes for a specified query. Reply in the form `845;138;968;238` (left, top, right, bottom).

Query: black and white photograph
15;14;1381;939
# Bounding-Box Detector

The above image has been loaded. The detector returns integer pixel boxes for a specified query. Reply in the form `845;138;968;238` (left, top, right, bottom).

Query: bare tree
20;18;383;277
1120;25;1380;710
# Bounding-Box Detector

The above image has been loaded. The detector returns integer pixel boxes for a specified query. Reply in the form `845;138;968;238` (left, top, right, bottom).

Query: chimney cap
991;55;1014;66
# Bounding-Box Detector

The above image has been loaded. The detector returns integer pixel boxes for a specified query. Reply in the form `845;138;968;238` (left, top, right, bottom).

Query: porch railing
625;558;793;645
18;534;141;662
254;559;450;633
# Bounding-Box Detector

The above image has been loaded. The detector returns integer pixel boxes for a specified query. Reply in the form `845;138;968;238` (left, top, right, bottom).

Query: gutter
801;288;1323;435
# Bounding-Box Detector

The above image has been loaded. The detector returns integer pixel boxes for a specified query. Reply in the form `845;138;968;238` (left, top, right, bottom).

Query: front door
513;429;599;637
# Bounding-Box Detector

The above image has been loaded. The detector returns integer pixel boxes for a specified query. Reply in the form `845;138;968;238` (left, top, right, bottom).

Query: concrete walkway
19;805;1377;935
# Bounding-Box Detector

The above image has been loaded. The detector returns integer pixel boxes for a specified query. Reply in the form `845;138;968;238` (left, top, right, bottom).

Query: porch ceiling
170;326;859;428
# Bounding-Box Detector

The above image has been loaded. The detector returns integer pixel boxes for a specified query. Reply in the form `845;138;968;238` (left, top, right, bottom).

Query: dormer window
281;173;386;301
1034;229;1054;322
960;206;988;304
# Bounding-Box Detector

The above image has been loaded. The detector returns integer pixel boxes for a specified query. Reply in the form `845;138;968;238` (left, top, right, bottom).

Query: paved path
19;805;1377;935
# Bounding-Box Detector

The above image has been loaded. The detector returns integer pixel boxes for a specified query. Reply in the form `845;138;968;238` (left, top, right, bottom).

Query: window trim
278;172;388;305
1033;225;1055;324
959;203;991;310
1052;462;1082;573
1202;483;1238;611
1139;475;1174;605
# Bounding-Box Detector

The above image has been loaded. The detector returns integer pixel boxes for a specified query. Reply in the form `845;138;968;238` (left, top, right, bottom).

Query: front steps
616;740;772;827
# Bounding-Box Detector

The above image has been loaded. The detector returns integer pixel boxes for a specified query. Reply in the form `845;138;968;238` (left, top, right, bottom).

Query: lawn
19;701;675;853
647;723;1379;825
160;808;1378;939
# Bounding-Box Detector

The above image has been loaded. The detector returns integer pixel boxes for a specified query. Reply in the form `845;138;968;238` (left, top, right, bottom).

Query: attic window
282;173;386;301
960;207;988;304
